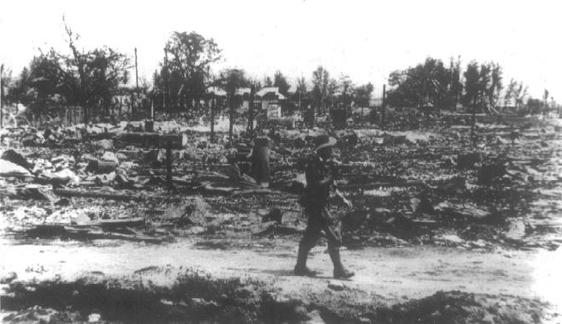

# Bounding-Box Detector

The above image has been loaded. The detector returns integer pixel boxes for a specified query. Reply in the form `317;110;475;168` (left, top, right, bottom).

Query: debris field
1;112;562;324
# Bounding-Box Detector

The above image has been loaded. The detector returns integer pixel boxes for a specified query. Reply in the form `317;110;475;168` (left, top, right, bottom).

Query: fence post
166;139;173;188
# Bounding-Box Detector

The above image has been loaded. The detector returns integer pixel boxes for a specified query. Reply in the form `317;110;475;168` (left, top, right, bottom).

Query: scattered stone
96;139;114;150
115;152;129;161
504;220;526;241
1;149;33;171
92;172;116;185
304;310;324;324
436;234;464;245
101;151;119;163
81;153;98;162
42;169;80;185
411;195;435;214
160;197;211;225
0;271;17;284
88;313;101;322
71;213;92;226
328;280;346;291
0;159;32;177
470;239;488;248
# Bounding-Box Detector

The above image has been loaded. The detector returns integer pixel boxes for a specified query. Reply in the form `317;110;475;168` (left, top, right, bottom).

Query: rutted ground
1;238;561;323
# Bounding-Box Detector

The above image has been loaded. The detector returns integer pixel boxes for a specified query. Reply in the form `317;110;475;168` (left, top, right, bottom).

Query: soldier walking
294;134;355;279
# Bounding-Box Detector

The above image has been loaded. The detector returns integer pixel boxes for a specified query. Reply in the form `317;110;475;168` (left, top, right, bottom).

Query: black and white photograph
1;0;561;323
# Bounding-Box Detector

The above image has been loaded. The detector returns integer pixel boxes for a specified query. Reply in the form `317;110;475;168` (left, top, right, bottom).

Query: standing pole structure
158;68;163;112
134;48;139;90
166;139;173;188
381;84;386;130
0;64;3;129
164;46;170;110
132;48;138;120
210;92;215;143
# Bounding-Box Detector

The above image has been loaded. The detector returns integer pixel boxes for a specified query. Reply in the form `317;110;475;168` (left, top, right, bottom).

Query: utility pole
248;83;254;135
210;92;215;143
158;68;163;112
471;101;477;147
134;48;139;90
381;84;386;130
164;47;169;111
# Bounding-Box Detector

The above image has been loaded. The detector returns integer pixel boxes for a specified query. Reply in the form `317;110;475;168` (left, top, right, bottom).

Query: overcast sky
1;0;560;100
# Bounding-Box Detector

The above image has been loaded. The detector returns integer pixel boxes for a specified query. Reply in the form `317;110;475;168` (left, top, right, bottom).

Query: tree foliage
157;31;221;110
387;57;457;109
17;19;131;123
504;78;528;109
218;68;248;141
462;61;481;109
338;74;354;107
311;66;330;109
462;61;503;111
263;76;273;87
296;77;307;95
354;82;374;107
291;77;309;108
387;57;503;114
273;71;290;96
326;77;339;107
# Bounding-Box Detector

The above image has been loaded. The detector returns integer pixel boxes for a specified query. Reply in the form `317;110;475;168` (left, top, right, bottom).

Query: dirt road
2;237;561;323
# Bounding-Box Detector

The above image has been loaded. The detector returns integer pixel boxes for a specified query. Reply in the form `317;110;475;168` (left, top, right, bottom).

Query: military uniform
294;137;354;279
300;153;342;250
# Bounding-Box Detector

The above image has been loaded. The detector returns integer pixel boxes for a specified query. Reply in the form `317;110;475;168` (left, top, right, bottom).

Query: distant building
495;98;516;110
255;87;286;113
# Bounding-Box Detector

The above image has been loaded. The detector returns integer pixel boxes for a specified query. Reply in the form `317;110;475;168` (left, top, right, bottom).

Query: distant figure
294;134;354;279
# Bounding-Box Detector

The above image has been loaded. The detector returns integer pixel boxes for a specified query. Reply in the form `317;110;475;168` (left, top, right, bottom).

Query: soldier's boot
294;245;316;277
329;247;355;279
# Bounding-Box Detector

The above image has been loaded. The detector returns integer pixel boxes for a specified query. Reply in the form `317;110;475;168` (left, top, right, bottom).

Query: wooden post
381;84;386;130
210;93;215;143
164;47;169;111
134;48;139;91
166;139;173;187
471;103;477;148
361;105;364;121
131;93;135;120
229;94;234;143
247;84;254;135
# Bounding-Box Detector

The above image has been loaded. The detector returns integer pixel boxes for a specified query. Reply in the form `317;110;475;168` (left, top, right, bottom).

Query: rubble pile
0;114;561;251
